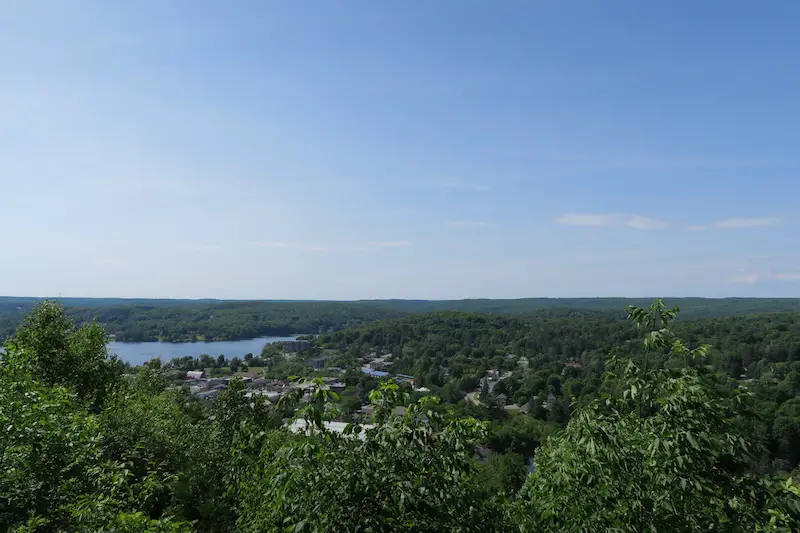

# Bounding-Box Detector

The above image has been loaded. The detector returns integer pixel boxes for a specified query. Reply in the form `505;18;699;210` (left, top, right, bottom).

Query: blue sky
2;1;800;299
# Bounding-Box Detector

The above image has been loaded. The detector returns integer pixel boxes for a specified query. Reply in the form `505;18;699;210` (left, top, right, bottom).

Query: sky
2;1;800;300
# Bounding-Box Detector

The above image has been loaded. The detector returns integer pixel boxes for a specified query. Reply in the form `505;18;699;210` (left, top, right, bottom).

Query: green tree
475;452;528;498
513;300;800;532
236;381;507;532
774;398;800;470
12;300;121;407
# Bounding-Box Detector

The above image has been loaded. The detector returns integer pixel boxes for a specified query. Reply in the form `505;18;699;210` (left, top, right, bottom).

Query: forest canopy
1;300;799;532
2;295;800;342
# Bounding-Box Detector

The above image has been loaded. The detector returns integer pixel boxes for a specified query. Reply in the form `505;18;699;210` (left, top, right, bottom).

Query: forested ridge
3;295;800;343
0;299;406;342
2;300;799;532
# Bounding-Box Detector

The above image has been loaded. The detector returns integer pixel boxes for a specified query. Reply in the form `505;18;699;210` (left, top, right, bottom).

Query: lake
108;336;299;366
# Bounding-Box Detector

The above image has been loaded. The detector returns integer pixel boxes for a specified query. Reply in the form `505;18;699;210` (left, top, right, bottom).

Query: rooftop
361;368;390;378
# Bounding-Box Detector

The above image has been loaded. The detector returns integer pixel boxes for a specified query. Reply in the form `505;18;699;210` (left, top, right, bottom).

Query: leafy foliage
237;382;507;532
5;295;800;342
2;299;799;532
512;300;800;532
11;300;122;407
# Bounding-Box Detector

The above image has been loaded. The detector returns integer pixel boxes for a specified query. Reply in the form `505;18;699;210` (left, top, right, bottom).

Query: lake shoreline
108;334;309;344
108;335;304;366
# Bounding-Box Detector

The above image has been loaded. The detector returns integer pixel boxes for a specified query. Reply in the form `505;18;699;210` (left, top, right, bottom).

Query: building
289;419;374;439
395;374;416;387
308;356;329;370
361;368;390;378
368;357;393;372
196;390;219;400
185;370;205;379
282;340;312;353
328;381;346;393
358;405;374;418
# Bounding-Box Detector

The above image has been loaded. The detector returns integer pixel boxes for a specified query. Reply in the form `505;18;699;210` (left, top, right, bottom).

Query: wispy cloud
439;178;491;192
555;213;669;229
729;271;800;284
625;215;670;230
446;220;488;229
713;217;781;228
373;241;411;247
729;273;765;284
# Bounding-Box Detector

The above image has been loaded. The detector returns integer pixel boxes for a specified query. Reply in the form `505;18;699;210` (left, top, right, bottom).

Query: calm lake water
108;336;299;366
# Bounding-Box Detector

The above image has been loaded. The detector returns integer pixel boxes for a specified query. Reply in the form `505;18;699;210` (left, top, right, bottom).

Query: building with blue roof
360;368;390;378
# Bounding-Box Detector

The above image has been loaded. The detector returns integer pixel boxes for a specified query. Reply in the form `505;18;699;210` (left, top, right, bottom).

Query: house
395;374;416;387
282;340;312;353
248;378;269;389
289;419;374;439
196;390;219;400
328;381;346;393
361;368;390;378
185;370;205;380
368;358;393;372
542;393;557;410
308;356;329;370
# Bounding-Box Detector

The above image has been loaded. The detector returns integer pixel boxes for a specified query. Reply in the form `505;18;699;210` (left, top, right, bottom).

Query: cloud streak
729;273;765;285
555;213;669;229
713;217;781;228
730;272;800;284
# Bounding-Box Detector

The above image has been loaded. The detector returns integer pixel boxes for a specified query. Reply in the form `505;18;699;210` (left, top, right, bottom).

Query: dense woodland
3;296;800;342
318;309;800;473
2;300;799;532
0;299;405;342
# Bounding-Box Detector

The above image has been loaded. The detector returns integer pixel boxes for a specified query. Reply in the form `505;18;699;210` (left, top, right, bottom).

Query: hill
3;296;800;342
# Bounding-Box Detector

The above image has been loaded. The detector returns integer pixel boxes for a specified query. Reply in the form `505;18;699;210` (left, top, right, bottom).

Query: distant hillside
362;297;800;319
3;296;800;343
0;298;406;342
